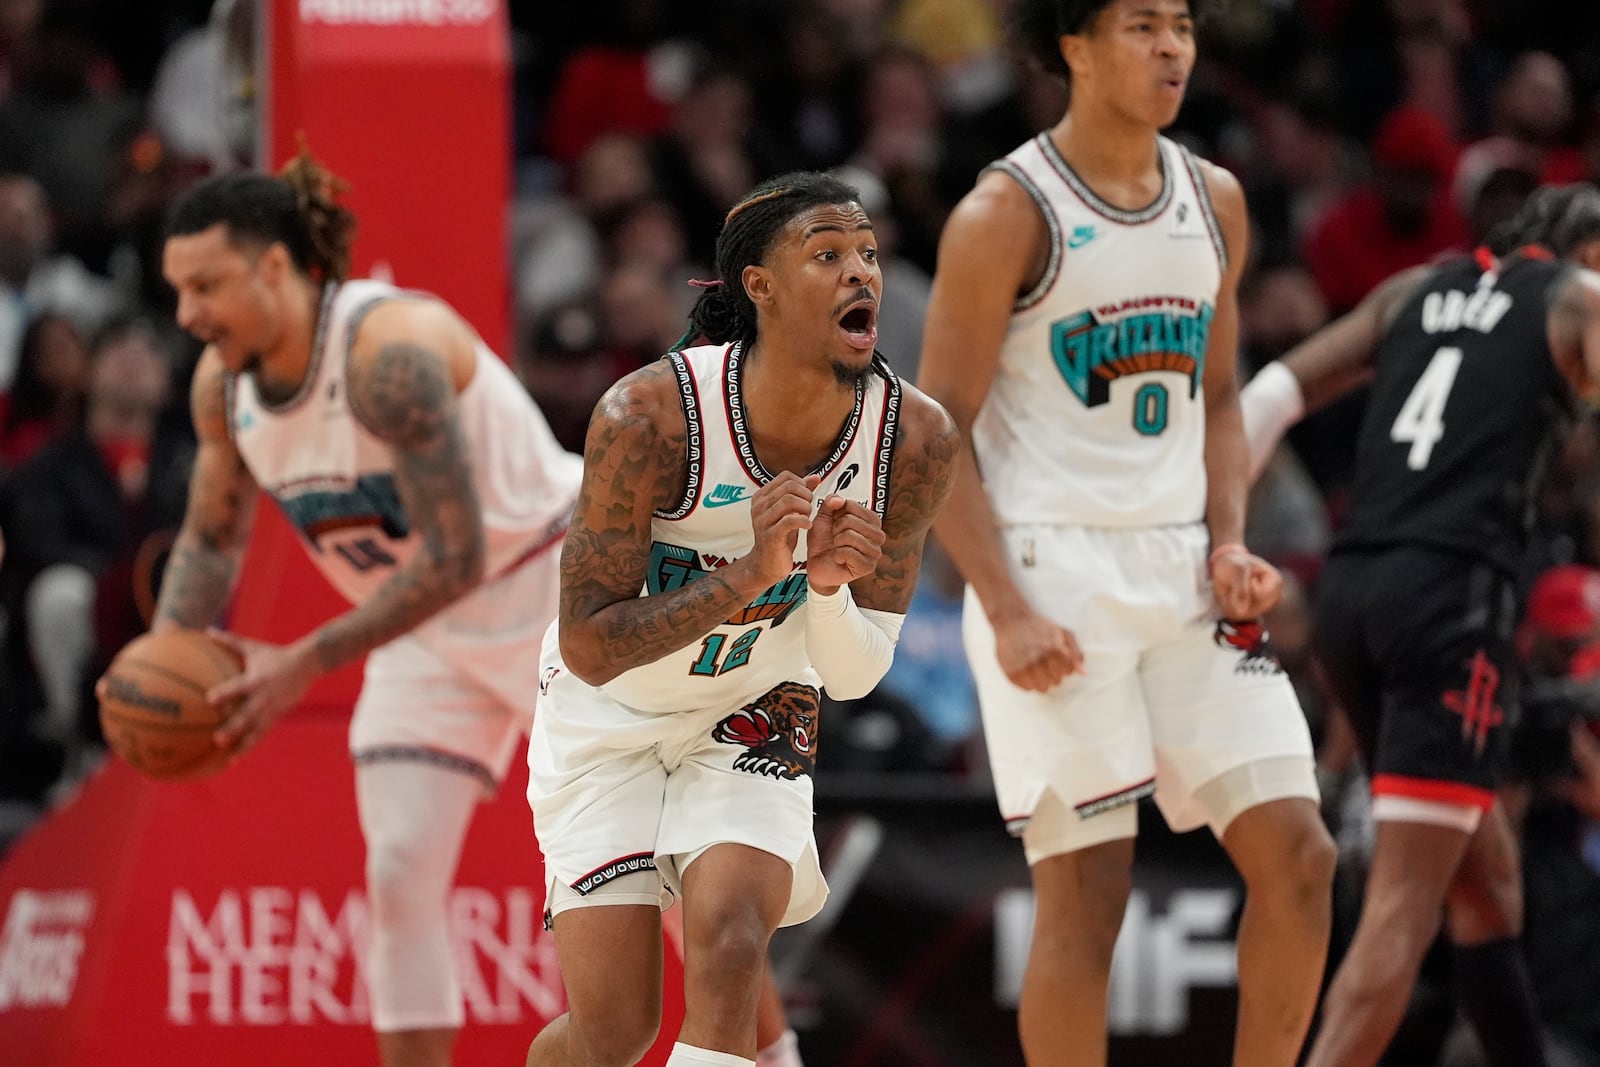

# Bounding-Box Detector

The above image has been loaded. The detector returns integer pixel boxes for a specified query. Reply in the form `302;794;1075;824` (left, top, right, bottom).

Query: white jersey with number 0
974;133;1227;528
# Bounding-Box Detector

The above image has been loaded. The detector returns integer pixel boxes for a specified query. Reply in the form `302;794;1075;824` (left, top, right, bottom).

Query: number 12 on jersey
1391;346;1463;470
690;626;762;677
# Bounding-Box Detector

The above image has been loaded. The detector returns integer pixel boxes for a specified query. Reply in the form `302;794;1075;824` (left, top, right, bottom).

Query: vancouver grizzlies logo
711;681;821;780
1051;296;1214;431
647;542;808;627
276;473;409;564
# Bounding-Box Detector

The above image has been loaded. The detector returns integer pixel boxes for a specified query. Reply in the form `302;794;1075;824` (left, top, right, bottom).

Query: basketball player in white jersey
524;172;958;1067
147;153;582;1067
917;2;1336;1064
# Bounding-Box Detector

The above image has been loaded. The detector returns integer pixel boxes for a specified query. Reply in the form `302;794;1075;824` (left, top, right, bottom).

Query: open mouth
837;303;878;350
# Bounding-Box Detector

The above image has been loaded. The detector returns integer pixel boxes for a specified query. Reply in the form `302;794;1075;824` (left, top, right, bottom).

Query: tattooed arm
151;349;258;631
306;301;487;671
848;386;960;614
205;301;489;755
558;362;798;687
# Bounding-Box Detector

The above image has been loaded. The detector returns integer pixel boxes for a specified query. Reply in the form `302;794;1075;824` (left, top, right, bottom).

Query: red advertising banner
0;716;686;1064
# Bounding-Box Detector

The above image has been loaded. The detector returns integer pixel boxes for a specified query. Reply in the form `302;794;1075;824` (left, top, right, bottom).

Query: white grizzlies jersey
974;133;1227;528
228;279;583;610
600;342;901;714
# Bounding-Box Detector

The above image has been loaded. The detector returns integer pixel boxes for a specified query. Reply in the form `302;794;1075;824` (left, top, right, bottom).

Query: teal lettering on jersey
727;572;808;627
647;542;708;593
1050;302;1214;408
278;473;410;543
646;541;808;627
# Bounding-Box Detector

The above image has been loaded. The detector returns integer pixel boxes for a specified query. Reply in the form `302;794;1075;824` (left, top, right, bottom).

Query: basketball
98;629;243;781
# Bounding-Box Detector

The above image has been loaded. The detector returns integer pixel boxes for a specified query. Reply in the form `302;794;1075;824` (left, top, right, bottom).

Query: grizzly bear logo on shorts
711;681;820;780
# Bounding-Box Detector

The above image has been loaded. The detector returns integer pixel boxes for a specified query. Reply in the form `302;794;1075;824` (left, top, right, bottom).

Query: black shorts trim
351;744;497;793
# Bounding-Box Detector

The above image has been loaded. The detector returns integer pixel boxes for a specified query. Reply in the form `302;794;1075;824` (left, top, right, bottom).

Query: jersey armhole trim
983;159;1061;313
871;369;902;519
656;350;703;520
1176;143;1228;274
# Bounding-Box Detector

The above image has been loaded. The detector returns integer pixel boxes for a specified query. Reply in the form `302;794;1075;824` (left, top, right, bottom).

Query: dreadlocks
164;143;357;283
674;171;865;351
1486;183;1600;259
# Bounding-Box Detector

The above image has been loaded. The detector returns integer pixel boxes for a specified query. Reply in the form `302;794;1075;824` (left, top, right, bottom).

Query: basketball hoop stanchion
241;0;520;711
1;4;684;1063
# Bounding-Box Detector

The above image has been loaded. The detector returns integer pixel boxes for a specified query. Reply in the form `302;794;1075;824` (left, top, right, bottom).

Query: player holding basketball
1240;184;1600;1066
916;1;1336;1064
147;153;582;1067
524;171;959;1067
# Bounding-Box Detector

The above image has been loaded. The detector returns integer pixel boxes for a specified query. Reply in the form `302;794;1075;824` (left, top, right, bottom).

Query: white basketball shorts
964;523;1316;860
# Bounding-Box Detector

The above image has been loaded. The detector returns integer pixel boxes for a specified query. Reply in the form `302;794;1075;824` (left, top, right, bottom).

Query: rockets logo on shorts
711;681;821;780
1213;619;1284;676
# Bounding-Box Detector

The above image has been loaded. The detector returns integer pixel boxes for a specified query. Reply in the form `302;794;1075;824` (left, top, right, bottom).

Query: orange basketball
98;629;242;781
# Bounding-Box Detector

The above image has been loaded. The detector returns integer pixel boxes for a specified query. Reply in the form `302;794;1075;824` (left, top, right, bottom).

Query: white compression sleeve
804;584;905;700
1238;360;1305;484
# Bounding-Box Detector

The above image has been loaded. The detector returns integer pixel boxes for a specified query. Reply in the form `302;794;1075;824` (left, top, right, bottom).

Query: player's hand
742;472;821;589
1210;547;1284;620
992;607;1084;692
807;493;885;593
203;629;321;757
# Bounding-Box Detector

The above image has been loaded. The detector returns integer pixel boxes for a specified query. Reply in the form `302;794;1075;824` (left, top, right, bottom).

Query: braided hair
674;171;865;352
1485;183;1600;260
164;144;357;283
1010;0;1212;82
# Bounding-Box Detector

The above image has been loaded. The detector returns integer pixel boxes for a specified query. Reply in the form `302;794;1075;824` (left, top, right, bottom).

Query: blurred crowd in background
1;0;1600;1060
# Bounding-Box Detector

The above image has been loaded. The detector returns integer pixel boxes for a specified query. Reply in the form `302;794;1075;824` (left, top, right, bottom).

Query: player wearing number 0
1241;185;1600;1067
148;151;582;1067
524;171;958;1067
916;1;1336;1064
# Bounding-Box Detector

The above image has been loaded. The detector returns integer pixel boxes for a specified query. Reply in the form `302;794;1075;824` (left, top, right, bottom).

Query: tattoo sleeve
559;367;761;680
310;341;486;671
153;360;257;630
852;398;961;614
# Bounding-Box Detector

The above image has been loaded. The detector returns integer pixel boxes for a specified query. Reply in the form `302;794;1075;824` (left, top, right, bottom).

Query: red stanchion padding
238;0;520;710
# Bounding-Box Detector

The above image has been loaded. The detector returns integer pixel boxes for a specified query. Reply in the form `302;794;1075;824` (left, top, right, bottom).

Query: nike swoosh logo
704;490;752;508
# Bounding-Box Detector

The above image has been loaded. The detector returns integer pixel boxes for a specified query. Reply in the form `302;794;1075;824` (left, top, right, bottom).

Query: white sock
665;1043;756;1066
756;1028;804;1067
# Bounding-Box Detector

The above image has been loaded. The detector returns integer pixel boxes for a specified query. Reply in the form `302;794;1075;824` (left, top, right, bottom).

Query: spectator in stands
1303;104;1469;315
1519;565;1600;680
649;67;772;266
1455;52;1584;209
0;173;121;389
0;312;87;471
0;315;189;771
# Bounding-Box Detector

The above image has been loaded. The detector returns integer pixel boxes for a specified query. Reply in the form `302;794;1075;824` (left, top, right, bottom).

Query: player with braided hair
525;171;958;1067
149;150;582;1067
1240;183;1600;1067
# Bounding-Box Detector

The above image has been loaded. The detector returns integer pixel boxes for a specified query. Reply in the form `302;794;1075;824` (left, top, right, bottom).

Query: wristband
1239;361;1305;482
1208;542;1249;569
